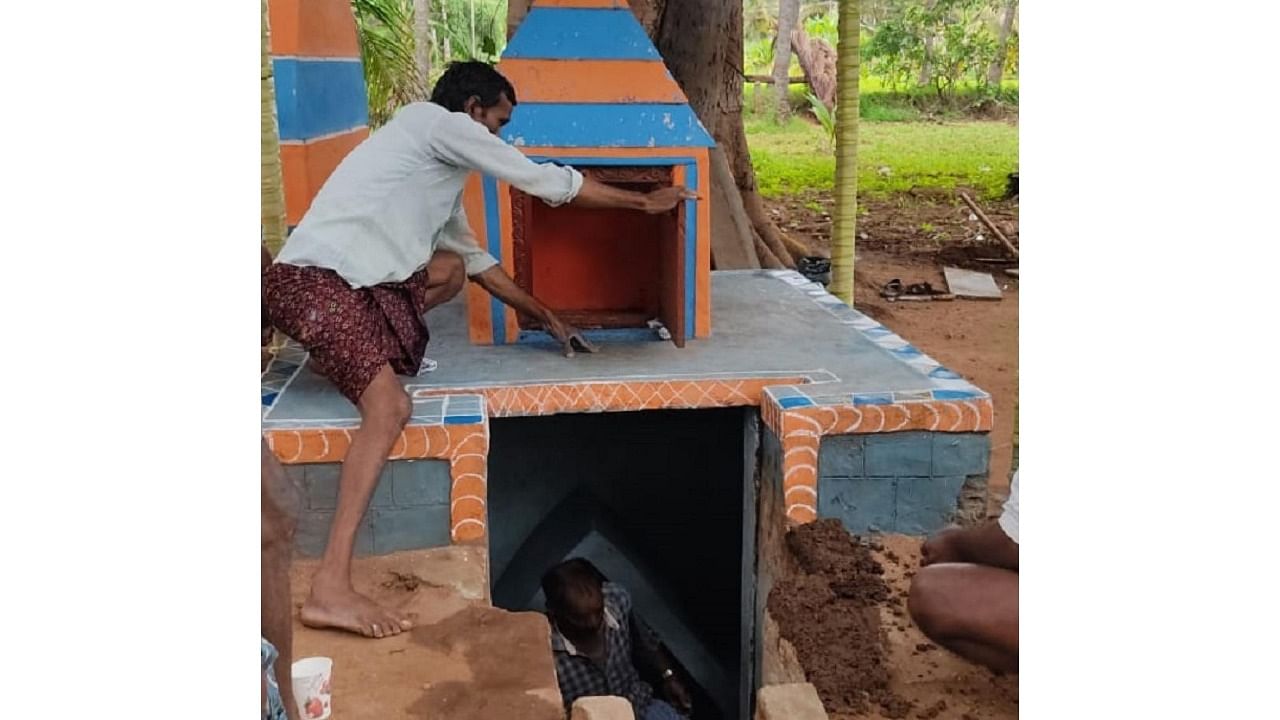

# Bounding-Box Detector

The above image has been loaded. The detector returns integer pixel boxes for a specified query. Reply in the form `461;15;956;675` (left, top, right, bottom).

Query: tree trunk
830;0;860;303
261;0;287;256
918;0;937;86
987;0;1017;86
441;0;452;62
414;0;432;89
505;0;799;268
507;0;529;39
771;0;801;121
469;0;476;57
790;27;838;109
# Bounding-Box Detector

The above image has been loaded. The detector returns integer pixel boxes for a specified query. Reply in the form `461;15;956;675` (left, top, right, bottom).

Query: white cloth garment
998;470;1019;544
277;102;584;288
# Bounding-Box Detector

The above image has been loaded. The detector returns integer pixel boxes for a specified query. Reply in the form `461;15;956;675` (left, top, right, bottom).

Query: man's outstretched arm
570;176;697;214
470;265;598;357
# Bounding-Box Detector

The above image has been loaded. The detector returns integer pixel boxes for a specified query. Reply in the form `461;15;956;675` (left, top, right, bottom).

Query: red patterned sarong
262;263;432;404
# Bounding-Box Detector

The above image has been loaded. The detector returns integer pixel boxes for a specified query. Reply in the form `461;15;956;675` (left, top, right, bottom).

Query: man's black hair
542;558;607;612
429;61;518;113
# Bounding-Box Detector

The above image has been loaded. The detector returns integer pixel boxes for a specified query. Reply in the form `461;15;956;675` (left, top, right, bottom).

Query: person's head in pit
542;558;608;645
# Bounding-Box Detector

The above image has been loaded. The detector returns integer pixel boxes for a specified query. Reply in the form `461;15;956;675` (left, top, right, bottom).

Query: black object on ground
798;256;832;286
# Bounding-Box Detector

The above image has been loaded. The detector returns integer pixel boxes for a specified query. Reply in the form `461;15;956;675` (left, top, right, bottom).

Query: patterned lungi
263;263;433;404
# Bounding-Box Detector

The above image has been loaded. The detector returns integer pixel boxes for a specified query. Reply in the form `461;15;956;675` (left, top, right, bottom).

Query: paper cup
291;657;333;720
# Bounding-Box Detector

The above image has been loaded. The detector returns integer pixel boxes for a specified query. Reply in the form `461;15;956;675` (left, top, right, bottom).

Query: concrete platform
263;269;995;543
264;271;986;429
288;546;564;720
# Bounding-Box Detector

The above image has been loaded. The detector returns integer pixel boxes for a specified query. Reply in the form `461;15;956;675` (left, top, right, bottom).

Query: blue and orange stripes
466;0;715;345
268;0;369;226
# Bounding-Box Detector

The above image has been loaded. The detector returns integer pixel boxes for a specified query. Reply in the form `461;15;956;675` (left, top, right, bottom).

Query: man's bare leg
297;253;461;638
300;365;413;638
262;440;301;719
421;251;466;312
907;563;1019;673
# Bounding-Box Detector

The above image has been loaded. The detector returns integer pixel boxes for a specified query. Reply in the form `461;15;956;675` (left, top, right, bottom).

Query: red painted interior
524;181;682;330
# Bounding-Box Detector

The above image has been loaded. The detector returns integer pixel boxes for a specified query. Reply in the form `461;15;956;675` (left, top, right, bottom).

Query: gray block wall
818;431;989;535
284;459;454;556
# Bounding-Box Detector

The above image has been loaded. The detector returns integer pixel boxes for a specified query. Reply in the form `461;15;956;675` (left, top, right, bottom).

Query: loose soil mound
768;519;913;718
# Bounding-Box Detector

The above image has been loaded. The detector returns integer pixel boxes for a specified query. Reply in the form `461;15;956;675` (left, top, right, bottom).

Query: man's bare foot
300;582;412;639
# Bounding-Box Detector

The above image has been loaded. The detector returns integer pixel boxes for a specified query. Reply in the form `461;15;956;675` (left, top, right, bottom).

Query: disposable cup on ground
291;656;333;720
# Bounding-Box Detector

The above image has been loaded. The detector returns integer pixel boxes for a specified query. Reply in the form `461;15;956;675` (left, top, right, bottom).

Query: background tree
986;0;1016;86
830;0;860;302
414;0;432;86
261;0;287;256
772;0;801;120
352;0;426;126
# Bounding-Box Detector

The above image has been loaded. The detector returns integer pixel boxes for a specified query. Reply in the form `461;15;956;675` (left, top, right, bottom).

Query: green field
745;116;1019;199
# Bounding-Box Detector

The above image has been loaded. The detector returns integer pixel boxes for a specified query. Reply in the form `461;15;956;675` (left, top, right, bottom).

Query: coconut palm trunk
261;0;288;256
830;0;860;303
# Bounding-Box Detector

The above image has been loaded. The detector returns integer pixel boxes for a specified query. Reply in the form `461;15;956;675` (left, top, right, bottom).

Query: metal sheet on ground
943;266;1004;300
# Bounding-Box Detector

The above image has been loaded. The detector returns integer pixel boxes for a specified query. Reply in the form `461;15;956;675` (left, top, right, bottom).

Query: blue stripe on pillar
503;9;661;60
684;160;698;340
501;103;714;148
272;58;369;141
481;175;506;344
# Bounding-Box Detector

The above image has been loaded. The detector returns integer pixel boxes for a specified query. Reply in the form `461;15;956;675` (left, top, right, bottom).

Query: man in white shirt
907;471;1019;673
263;62;695;639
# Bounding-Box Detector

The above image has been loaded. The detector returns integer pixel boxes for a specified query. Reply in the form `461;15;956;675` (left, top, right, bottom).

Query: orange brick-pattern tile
265;421;491;544
765;397;996;526
411;377;809;417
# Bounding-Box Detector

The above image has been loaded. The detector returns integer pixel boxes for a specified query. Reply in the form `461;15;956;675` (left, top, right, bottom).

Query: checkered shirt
550;582;656;714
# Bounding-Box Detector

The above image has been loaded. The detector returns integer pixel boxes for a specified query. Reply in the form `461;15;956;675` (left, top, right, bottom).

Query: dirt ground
287;548;563;720
766;191;1019;503
769;520;1018;720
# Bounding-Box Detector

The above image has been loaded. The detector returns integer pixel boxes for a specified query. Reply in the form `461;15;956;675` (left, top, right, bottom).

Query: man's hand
662;674;693;715
643;186;698;214
544;311;599;358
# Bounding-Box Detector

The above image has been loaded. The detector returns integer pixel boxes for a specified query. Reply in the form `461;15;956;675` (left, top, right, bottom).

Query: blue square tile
261;391;278;407
891;345;924;359
896;476;967;534
443;414;484;425
819;435;865;478
852;392;894;406
931;389;981;400
865;432;932;476
933;434;990;476
819;476;896;533
929;366;964;380
778;395;815;409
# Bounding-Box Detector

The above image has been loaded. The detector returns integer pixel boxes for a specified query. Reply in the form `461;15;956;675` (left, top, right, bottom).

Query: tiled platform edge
757;270;994;527
263;350;490;545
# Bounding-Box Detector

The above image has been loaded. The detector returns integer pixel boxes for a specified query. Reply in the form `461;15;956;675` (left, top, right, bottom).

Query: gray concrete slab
263;271;987;425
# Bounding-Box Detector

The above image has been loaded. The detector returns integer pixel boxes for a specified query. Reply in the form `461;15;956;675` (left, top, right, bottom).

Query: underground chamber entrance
488;408;753;720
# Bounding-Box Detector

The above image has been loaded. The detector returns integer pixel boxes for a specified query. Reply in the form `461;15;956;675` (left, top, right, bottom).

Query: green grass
745;116;1018;198
743;80;1019;123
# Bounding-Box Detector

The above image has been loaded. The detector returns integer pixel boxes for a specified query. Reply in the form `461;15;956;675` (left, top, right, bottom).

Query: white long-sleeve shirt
998;471;1019;544
276;102;583;288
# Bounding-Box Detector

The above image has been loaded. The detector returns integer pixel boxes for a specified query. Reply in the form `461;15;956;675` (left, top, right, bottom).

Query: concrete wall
817;431;990;534
285;459;453;556
756;427;805;689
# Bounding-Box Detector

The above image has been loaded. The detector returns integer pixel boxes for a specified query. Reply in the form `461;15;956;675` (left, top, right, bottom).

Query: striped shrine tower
266;0;370;232
464;0;716;348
